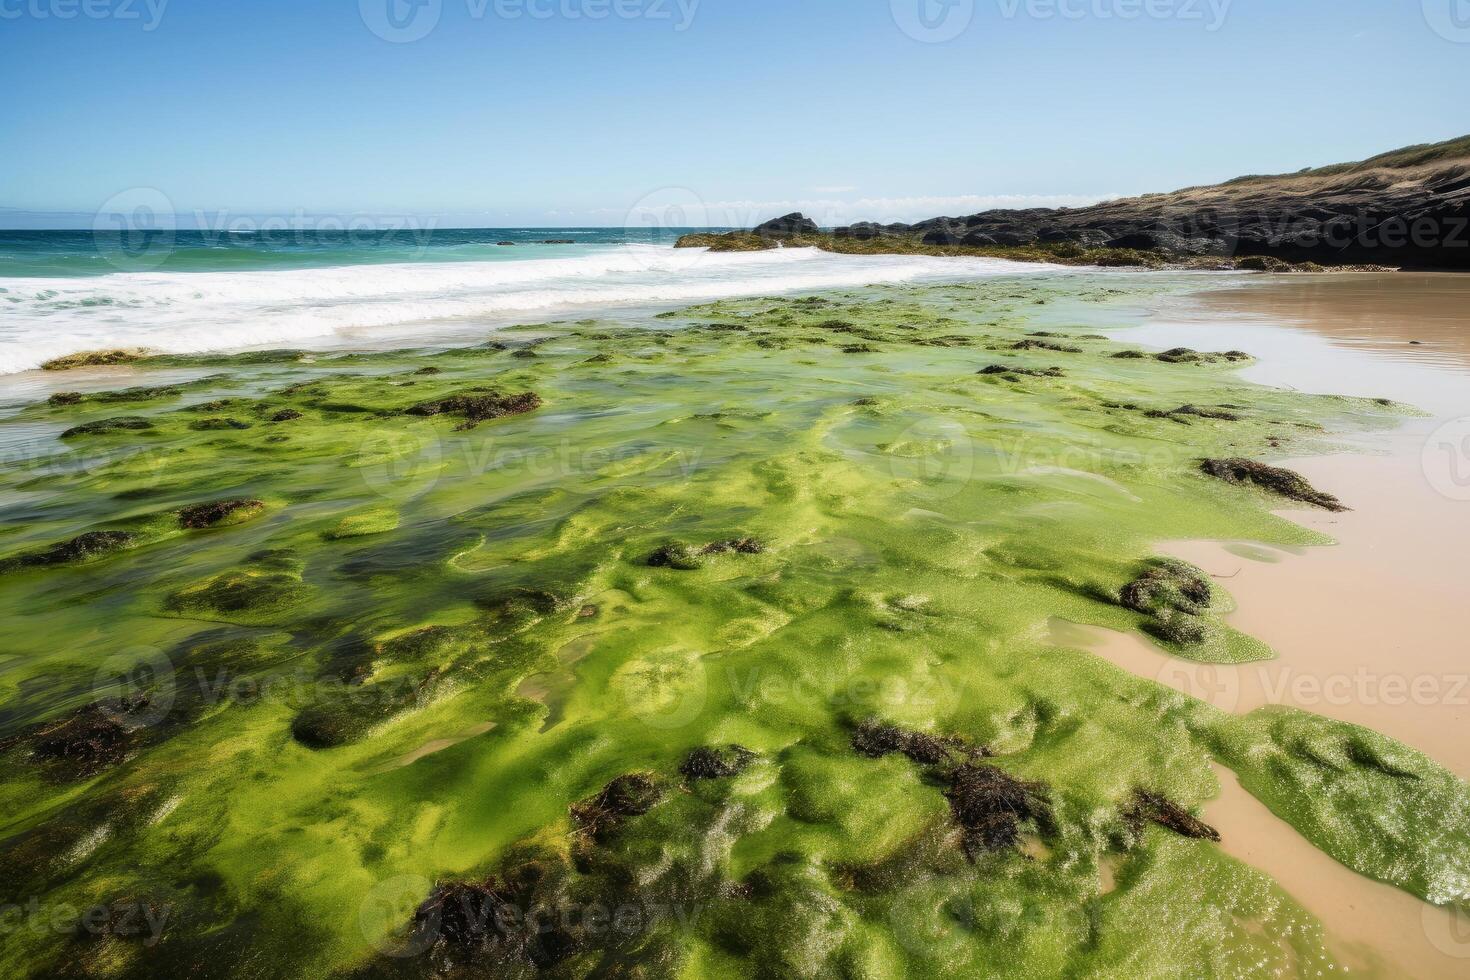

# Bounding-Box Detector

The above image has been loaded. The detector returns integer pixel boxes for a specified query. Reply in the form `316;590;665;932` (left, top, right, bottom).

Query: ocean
0;228;1048;374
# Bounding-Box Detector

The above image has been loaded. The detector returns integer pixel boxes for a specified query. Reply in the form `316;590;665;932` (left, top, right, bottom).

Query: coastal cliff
680;135;1470;271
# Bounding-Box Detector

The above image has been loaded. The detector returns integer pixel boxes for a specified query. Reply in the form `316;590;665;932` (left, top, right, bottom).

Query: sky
1;0;1467;228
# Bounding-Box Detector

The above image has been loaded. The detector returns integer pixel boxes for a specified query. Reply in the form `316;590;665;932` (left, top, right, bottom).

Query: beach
0;250;1466;978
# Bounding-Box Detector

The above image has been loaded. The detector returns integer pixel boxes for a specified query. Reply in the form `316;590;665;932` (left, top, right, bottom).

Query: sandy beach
1073;273;1470;977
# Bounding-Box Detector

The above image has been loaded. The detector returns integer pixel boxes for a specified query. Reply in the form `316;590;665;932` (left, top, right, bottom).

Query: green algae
1208;706;1470;905
0;273;1459;978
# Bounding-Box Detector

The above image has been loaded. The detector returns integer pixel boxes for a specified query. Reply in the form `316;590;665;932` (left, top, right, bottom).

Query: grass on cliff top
0;273;1460;979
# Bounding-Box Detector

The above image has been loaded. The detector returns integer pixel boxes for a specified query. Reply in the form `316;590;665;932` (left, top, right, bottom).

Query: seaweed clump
163;553;308;622
647;538;764;570
944;763;1055;858
679;745;756;781
178;498;265;529
188;417;252;431
3;530;139;570
570;774;664;842
41;349;146;371
1155;348;1252;364
851;719;984;766
1122;789;1221;843
1010;339;1082;354
977;364;1065;378
408;876;577;973
1119;559;1215;646
60;416;153;438
1199;458;1348;511
0;695;154;779
290;670;442;749
405;390;542;430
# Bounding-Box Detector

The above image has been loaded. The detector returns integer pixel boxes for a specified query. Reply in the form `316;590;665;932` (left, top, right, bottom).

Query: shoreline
1078;272;1470;975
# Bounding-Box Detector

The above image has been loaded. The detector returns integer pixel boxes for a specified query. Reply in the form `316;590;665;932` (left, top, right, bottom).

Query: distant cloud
600;191;1124;228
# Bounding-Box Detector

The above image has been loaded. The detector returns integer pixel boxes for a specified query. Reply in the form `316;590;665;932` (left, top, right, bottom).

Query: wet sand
1087;272;1470;977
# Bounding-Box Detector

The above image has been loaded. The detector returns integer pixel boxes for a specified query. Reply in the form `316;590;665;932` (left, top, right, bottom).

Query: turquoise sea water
0;228;720;277
0;228;1054;375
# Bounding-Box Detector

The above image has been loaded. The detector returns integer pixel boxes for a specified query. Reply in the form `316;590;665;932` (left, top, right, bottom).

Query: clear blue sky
2;0;1466;227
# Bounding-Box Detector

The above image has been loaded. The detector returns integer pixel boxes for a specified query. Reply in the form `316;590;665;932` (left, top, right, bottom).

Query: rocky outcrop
754;212;820;237
831;135;1470;270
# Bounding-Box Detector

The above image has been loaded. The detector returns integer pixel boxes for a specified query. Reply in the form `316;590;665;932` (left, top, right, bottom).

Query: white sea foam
0;245;1064;374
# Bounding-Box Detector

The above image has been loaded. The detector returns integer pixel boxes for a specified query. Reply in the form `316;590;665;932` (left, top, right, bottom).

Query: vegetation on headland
0;275;1461;979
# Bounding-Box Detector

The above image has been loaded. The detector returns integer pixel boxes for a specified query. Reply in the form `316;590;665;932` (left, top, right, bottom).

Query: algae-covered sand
1;273;1467;978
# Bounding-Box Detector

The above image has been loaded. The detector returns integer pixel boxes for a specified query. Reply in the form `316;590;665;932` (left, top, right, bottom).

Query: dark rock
753;212;819;237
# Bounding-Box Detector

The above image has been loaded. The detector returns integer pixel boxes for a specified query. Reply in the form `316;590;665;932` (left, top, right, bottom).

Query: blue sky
1;0;1467;227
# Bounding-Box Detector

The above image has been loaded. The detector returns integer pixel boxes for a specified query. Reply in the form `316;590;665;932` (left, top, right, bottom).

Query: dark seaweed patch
1200;458;1347;511
188;417;252;431
1011;339;1082;354
3;530;139;570
178;499;265;529
944;763;1055;858
851;720;984;766
679;745;756;781
1123;789;1220;842
406;390;543;430
570;774;664;842
977;365;1065;378
648;538;764;570
0;695;153;779
60;416;153;438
